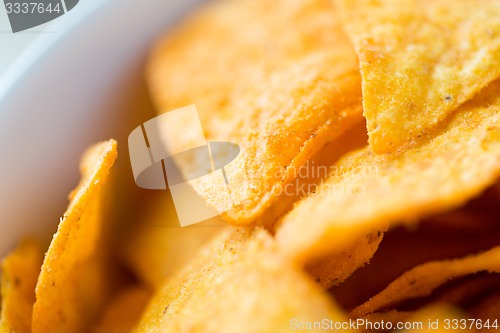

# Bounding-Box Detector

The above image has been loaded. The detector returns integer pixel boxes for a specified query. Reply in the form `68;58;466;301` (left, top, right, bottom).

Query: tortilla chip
331;204;500;313
0;239;43;333
147;0;363;225
277;79;500;263
92;285;151;333
306;230;384;290
336;0;500;153
32;140;118;333
133;229;352;333
120;191;227;288
350;246;500;318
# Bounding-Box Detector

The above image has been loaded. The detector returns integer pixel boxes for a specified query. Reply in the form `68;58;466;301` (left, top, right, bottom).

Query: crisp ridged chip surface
147;0;362;225
133;229;353;333
32;140;117;333
277;80;500;263
336;0;500;153
350;246;500;318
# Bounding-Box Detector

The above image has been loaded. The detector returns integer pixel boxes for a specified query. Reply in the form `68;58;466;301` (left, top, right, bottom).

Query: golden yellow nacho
32;140;118;333
336;0;500;153
133;229;353;333
351;247;500;318
147;0;363;225
0;239;43;333
4;1;500;332
277;80;500;263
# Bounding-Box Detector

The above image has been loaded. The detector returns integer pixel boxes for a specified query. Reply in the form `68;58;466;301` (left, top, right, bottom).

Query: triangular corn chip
330;204;500;312
32;140;118;333
147;0;362;225
133;229;352;333
277;80;500;263
351;246;500;318
0;239;43;333
336;0;500;153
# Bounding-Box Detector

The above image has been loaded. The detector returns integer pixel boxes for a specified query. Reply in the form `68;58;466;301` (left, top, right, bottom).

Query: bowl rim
0;0;113;105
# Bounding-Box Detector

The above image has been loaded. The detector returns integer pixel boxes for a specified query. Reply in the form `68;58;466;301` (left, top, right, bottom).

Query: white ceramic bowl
0;0;204;255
